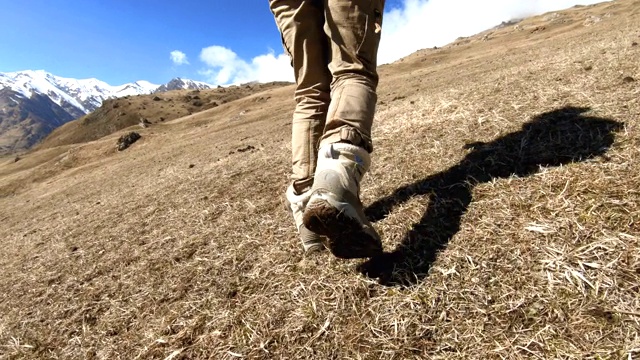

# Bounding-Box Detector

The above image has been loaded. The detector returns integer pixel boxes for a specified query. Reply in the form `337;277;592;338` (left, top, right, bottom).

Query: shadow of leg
359;106;623;286
359;184;472;286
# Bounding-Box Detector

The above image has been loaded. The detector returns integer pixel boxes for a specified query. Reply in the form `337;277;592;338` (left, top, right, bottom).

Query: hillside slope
0;1;639;359
35;82;290;150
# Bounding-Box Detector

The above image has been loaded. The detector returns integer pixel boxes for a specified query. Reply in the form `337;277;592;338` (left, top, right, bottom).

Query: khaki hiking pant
270;0;385;193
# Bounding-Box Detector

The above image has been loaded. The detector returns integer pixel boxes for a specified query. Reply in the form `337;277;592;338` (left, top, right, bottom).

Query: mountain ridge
154;77;213;93
0;70;160;113
0;71;214;154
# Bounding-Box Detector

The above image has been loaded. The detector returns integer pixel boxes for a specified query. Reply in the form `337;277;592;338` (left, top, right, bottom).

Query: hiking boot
285;184;326;254
302;143;382;259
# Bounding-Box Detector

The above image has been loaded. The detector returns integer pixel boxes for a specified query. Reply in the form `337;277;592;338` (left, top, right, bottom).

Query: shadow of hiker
358;106;624;286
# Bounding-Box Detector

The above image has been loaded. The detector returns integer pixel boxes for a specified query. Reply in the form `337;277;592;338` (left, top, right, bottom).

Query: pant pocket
356;0;384;65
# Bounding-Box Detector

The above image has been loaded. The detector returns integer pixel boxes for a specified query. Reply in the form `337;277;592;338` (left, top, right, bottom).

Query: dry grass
36;82;290;150
1;0;639;359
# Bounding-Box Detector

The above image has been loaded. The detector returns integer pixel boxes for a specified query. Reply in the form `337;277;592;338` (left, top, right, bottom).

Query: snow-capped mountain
0;70;159;114
154;77;213;93
0;70;213;154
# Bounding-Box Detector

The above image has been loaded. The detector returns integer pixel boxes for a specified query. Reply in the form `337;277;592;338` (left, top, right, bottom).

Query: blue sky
1;0;608;86
1;0;285;84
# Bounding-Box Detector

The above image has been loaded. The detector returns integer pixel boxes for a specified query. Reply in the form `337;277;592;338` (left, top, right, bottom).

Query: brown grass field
1;1;639;358
36;82;290;150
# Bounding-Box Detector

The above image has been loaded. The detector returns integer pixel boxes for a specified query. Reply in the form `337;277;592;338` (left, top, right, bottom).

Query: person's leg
302;0;385;259
321;0;384;151
270;0;332;253
270;0;332;192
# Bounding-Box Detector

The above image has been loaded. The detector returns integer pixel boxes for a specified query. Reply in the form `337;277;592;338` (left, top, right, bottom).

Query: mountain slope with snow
0;87;83;153
0;70;159;114
0;71;213;153
154;78;213;93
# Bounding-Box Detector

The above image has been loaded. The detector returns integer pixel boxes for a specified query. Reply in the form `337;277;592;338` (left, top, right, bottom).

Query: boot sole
303;194;382;259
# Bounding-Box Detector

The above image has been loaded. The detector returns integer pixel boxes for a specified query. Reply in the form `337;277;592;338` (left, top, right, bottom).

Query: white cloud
170;50;189;66
199;45;293;85
198;0;609;84
379;0;610;64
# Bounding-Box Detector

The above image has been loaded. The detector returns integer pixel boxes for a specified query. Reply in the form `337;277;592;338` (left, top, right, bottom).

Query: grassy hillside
36;82;290;150
0;1;638;358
